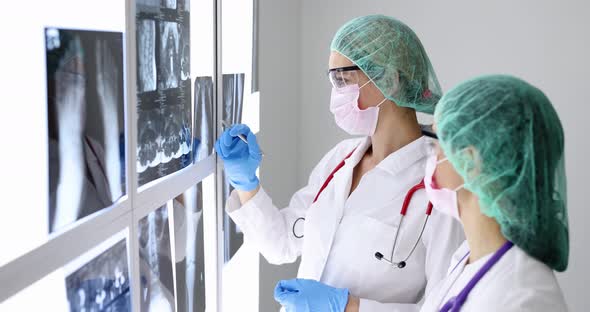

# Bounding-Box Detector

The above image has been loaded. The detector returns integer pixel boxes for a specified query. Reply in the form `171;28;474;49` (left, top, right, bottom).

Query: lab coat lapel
312;138;370;280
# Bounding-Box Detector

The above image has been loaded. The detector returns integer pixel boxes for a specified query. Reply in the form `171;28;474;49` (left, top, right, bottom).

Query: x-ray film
138;206;176;311
46;28;126;233
65;239;130;312
136;3;191;186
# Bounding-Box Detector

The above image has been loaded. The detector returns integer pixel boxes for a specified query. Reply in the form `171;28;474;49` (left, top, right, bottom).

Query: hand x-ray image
137;2;192;186
173;182;207;312
65;239;130;312
138;206;175;312
46;28;125;233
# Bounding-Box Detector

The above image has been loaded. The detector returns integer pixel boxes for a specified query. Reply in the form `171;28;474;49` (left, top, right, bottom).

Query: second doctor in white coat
418;75;569;311
215;15;464;312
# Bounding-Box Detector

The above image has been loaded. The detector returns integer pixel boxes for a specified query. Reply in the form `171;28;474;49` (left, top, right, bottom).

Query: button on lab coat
227;137;465;311
419;241;568;312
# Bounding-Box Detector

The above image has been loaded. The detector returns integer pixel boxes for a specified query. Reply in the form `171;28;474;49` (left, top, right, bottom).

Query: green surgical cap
435;75;569;271
330;15;442;114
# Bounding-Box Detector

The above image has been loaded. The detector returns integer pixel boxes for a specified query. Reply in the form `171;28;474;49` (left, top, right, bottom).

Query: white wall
297;0;590;311
257;0;302;310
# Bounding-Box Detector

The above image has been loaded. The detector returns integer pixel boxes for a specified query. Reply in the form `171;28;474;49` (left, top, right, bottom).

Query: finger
221;129;238;147
229;124;251;137
274;281;298;303
247;132;262;159
277;279;301;291
214;140;225;158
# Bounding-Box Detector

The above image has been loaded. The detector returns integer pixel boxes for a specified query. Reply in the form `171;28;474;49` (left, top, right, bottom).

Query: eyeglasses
327;65;362;89
420;124;438;139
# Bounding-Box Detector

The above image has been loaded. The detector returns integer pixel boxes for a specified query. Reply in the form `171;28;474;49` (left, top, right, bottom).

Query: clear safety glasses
327;65;362;89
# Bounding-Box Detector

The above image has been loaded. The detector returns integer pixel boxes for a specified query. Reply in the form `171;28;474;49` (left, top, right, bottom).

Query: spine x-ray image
138;206;175;312
46;28;126;233
65;239;131;312
136;3;191;186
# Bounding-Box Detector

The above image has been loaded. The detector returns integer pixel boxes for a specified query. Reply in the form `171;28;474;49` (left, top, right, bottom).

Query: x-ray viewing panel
136;0;192;186
138;206;176;311
46;28;126;234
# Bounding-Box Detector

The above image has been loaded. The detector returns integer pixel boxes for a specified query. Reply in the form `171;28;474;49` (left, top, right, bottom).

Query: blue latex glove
214;124;262;191
274;278;349;312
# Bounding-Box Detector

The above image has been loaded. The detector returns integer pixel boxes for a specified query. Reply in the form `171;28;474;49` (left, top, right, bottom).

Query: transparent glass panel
46;28;126;234
222;0;259;133
0;271;69;311
136;0;193;186
172;173;214;312
138;206;176;311
191;0;216;164
1;231;130;311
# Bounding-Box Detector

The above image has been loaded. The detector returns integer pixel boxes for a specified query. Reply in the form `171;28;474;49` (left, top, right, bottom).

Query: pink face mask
329;80;387;136
424;154;464;221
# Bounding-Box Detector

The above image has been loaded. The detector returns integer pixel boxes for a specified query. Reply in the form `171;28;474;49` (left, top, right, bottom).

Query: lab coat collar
344;136;372;167
375;136;433;176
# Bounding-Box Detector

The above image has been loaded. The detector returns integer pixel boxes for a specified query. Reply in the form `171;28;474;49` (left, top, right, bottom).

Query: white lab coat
419;241;568;312
227;136;465;312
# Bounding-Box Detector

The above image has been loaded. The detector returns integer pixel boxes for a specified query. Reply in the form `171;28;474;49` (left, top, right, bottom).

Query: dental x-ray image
138;206;175;312
46;28;125;233
136;2;192;186
65;239;131;312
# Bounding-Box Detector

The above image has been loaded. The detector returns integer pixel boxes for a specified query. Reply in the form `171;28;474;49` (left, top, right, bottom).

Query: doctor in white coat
216;15;464;312
419;75;569;312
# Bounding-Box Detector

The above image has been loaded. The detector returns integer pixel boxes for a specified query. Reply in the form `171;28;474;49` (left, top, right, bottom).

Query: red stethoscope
292;148;433;269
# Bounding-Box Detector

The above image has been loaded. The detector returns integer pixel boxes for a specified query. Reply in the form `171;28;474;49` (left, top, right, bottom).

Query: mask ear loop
359;75;389;108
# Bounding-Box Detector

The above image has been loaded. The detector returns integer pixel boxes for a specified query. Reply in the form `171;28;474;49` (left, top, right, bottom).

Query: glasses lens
329;70;358;89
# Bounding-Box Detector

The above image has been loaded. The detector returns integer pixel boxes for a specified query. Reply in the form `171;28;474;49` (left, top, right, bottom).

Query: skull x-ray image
65;239;130;312
136;3;191;186
138;206;175;312
159;22;180;90
46;28;125;233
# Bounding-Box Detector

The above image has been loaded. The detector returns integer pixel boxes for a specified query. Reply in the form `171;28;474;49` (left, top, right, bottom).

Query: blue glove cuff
231;175;260;191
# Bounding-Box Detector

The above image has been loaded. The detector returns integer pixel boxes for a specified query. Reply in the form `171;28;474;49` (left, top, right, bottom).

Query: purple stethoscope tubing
440;241;514;312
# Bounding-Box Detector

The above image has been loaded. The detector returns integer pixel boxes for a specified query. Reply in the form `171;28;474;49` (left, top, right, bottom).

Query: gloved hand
214;124;262;191
274;278;349;312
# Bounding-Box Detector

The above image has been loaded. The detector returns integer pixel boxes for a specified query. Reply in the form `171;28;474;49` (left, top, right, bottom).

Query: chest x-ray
138;206;176;312
136;0;192;186
46;28;126;233
65;239;131;312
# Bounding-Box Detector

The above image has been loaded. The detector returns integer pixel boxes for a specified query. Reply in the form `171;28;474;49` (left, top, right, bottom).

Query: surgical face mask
424;154;464;221
329;79;387;136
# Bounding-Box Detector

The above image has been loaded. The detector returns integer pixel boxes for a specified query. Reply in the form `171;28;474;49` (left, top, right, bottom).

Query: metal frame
0;1;222;311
